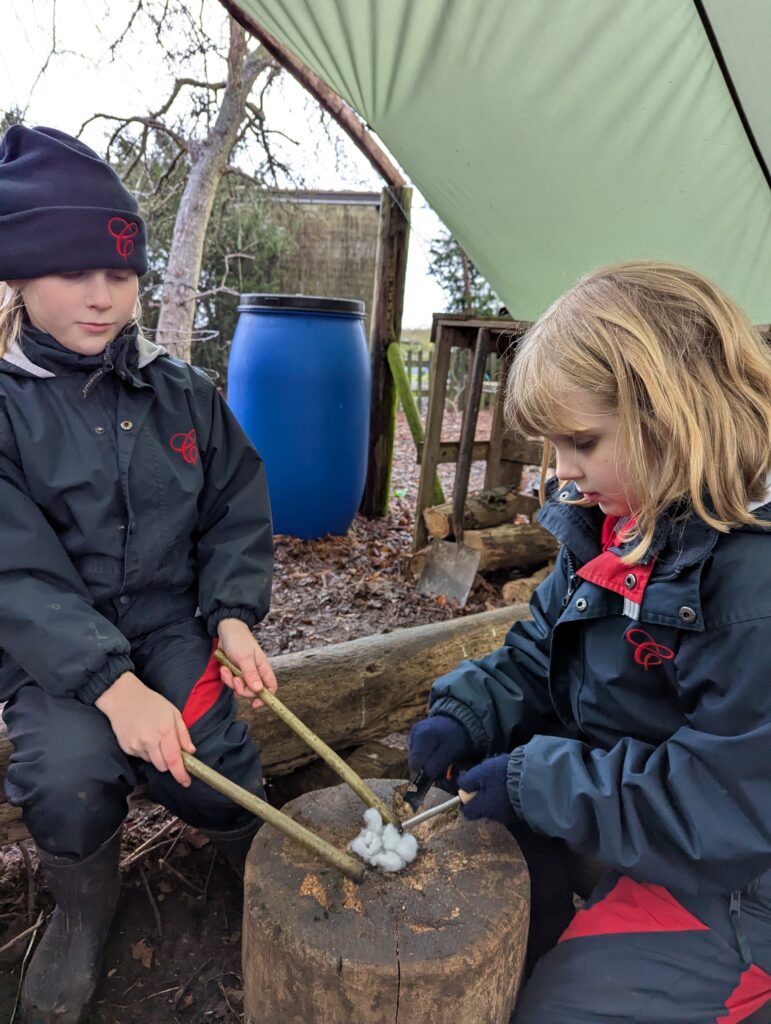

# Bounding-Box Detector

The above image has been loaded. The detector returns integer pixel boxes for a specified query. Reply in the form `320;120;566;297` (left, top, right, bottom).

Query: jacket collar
0;322;165;382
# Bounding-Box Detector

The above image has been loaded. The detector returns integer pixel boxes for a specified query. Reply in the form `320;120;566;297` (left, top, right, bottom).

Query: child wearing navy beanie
0;125;275;1024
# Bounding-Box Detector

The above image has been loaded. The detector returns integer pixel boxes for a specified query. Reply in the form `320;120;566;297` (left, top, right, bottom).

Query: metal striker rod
181;753;365;882
401;795;462;831
214;648;400;827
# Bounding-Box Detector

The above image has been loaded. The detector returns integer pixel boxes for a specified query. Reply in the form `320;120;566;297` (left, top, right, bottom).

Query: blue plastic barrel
227;294;371;539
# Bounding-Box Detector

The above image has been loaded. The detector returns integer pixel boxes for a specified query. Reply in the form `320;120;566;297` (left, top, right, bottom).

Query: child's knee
21;771;129;859
7;744;134;858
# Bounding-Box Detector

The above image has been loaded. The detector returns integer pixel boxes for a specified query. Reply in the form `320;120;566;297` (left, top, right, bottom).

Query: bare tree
79;8;280;361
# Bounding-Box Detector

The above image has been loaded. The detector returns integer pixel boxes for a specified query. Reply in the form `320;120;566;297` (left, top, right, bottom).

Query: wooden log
463;523;558;572
243;779;529;1023
501;563;555;604
0;606;530;845
423;486;540;538
345;740;409;782
410;524;557;576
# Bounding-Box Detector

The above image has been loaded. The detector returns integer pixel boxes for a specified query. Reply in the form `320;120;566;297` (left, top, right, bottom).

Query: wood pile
411;486;557;576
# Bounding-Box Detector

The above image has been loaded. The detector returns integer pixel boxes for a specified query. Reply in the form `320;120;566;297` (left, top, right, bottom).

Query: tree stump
243;779;530;1023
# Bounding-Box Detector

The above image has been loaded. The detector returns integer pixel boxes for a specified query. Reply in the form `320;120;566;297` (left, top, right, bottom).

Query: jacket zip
729;890;753;964
562;550;580;608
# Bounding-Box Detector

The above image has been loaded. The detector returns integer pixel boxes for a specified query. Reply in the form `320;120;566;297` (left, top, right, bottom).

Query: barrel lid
238;293;364;315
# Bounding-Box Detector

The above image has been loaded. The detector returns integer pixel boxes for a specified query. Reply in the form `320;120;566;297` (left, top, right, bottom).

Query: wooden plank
0;606;530;846
416;437;543;466
360;185;412;518
485;353;511;488
432;314;531;336
413;324;453;551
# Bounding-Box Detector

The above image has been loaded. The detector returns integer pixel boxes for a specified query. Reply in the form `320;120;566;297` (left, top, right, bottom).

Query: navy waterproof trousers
514;867;771;1024
2;617;264;858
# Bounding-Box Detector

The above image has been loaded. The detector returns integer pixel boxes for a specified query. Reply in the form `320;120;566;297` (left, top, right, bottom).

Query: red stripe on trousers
559;876;710;942
720;964;771;1023
181;640;225;728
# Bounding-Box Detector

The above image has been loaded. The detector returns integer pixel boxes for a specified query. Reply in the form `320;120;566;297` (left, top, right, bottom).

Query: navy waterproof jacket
430;477;771;898
0;324;272;705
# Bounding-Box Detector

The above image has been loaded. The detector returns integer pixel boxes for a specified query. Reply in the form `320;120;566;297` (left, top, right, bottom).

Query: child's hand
457;754;518;827
217;618;278;709
408;715;474;780
95;672;196;787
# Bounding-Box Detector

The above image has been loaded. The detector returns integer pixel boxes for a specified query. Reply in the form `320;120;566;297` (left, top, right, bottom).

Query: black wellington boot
203;819;260;878
21;828;121;1024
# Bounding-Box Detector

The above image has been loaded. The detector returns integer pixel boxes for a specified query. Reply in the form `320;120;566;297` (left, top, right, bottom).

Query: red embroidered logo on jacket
625;628;674;670
169;429;199;465
107;217;139;259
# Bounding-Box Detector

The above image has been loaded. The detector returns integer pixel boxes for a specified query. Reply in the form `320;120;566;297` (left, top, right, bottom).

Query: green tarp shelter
225;1;771;322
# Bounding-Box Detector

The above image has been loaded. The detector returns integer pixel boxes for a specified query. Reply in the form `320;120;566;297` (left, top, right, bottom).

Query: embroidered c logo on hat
107;217;139;259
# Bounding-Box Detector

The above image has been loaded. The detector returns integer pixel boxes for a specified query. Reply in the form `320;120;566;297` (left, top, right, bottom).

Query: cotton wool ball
363;808;382;831
372;850;404;872
381;824;402;852
349;809;420;872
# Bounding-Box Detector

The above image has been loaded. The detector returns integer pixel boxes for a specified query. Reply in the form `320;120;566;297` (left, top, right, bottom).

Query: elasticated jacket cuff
429;697;489;754
76;653;135;705
506;745;527;818
206;606;258;635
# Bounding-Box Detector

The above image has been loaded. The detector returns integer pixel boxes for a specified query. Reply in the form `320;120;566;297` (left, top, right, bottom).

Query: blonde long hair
505;261;771;563
0;284;25;357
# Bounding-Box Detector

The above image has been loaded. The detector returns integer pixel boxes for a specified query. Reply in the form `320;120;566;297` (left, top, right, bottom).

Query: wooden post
360;185;412;518
386;342;444;506
413;323;454;550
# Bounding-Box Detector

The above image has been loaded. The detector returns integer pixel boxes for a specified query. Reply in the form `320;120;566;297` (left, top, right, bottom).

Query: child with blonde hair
0;125;275;1024
409;262;771;1022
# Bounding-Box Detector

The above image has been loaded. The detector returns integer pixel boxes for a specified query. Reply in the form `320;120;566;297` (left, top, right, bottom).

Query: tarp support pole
360;185;412;518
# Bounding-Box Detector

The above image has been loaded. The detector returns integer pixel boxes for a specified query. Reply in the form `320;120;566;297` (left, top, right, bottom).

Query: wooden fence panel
398;342;500;415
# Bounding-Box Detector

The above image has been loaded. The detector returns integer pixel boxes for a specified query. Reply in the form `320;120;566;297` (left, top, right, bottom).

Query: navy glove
457;754;518;828
408;715;474;781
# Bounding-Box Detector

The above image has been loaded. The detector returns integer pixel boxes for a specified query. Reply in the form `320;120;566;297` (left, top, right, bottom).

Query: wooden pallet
412;314;542;552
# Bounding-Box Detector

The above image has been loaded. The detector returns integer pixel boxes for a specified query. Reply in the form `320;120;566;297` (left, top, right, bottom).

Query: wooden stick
181;753;365;882
214;649;400;827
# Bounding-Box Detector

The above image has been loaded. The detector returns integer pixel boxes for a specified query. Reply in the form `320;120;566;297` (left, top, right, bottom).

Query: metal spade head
417;537;482;607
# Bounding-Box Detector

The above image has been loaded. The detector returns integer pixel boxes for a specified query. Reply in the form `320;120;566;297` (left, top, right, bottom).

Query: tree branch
79;114;189;155
216;0;406;187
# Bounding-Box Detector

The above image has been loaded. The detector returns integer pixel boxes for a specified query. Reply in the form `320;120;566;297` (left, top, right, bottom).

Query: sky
1;0;447;328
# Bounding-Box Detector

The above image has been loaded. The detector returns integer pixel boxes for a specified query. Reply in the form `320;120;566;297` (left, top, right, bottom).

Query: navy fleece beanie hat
0;124;148;280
